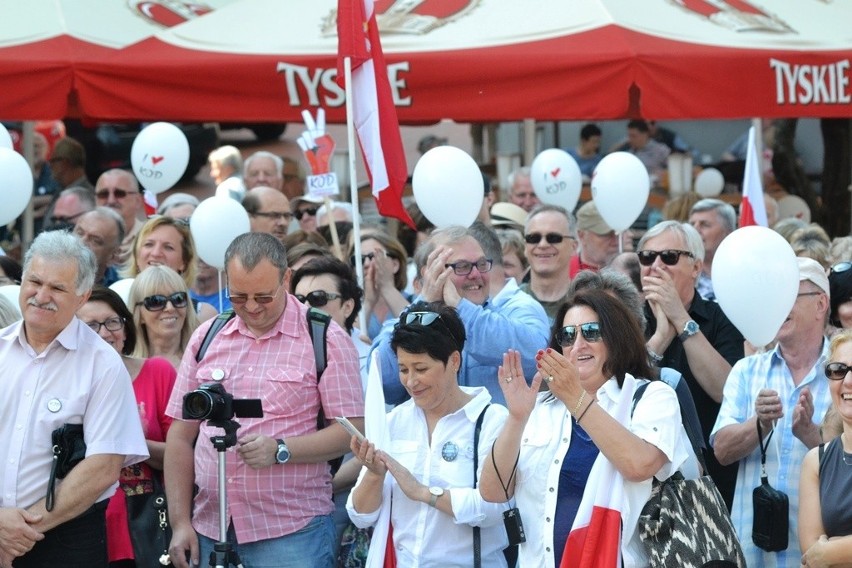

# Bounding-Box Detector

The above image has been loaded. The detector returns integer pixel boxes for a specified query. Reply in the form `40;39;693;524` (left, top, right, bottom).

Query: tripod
206;419;244;568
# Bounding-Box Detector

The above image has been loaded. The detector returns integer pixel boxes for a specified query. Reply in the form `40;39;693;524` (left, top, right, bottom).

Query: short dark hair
391;301;466;366
552;289;655;386
225;232;288;279
580;123;602;140
0;256;23;284
291;256;363;333
87;285;136;355
627;119;650;133
468;221;504;266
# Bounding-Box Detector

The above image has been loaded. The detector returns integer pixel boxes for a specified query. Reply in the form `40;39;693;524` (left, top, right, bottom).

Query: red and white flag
561;377;637;568
738;125;768;227
337;0;414;229
142;189;158;217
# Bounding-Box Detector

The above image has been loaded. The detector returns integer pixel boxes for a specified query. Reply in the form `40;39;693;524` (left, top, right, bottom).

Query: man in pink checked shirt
164;232;363;568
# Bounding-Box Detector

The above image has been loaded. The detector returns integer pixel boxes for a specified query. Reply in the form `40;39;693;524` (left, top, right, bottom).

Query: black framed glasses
228;286;283;306
556;322;602;347
351;252;376;266
831;262;852;274
445;258;492;276
295;290;342;308
85;316;125;333
637;249;694;267
51;211;86;225
825;362;852;380
95;188;139;200
138;291;188;311
251;211;293;222
524;232;575;245
295;207;319;220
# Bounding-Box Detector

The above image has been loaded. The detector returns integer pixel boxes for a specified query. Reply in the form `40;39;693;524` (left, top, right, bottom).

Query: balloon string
618;231;624;254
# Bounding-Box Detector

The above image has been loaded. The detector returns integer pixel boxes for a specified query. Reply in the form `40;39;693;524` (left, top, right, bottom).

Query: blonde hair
126;216;198;287
128;265;199;359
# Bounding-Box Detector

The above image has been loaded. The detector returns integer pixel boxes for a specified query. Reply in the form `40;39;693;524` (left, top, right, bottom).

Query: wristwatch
275;439;291;464
678;320;700;342
428;486;444;508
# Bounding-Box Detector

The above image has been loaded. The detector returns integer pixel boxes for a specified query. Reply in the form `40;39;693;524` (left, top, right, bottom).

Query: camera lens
183;390;214;420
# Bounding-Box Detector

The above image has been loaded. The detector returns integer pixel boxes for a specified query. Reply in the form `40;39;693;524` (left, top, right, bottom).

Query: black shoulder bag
46;423;86;512
752;419;789;552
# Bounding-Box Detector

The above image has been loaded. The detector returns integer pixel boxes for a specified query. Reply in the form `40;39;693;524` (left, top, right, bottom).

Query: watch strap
429;491;439;508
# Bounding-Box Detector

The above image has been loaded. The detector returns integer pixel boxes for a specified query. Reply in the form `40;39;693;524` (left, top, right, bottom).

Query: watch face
429;486;444;497
276;443;290;463
686;321;699;334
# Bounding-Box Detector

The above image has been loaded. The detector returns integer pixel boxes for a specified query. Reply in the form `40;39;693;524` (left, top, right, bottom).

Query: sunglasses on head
399;310;462;347
295;207;319;220
825;362;852;380
96;188;138;200
556;322;602;347
139;291;188;311
637;249;694;267
295;290;342;308
524;232;574;245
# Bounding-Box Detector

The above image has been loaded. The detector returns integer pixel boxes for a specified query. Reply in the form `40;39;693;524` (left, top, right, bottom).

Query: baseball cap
798;257;830;296
290;193;325;208
490;202;527;230
576;201;612;235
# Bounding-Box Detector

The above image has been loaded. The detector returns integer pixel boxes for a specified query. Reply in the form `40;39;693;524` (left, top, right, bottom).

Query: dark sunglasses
96;188;138;200
85;316;125;333
556;322;602;347
52;211;86;224
830;262;852;274
524;232;574;245
138;291;188;311
351;252;376;266
399;310;462;347
825;362;852;380
228;287;282;306
445;258;493;276
295;290;342;308
295;207;319;220
637;249;695;267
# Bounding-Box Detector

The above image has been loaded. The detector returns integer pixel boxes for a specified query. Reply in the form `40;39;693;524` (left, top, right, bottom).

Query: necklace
842;434;852;466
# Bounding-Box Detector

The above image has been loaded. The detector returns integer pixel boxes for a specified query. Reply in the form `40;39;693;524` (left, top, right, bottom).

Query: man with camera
0;231;148;568
711;258;833;567
164;232;363;568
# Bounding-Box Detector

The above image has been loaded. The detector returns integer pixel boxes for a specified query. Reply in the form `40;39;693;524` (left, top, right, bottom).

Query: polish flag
337;0;415;229
561;376;637;568
142;189;158;217
738;126;768;227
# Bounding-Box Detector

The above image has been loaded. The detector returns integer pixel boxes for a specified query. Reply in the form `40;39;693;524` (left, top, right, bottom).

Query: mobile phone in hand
335;416;366;443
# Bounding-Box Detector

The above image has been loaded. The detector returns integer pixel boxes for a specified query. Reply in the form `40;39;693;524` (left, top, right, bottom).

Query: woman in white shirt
347;301;510;567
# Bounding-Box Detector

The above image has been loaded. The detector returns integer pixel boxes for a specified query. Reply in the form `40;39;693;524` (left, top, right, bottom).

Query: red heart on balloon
550;168;561;178
152;156;164;165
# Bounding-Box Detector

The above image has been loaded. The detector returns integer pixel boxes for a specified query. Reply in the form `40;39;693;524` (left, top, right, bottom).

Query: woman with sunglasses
481;290;692;568
347;301;511;567
125;216;217;322
128;265;199;369
76;286;177;568
799;330;852;567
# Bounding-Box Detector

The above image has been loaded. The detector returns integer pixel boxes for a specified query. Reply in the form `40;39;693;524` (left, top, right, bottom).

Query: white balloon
530;149;582;210
0;124;12;150
0;285;21;318
694;168;725;197
590;152;650;233
191;197;251;269
712;226;798;347
109;278;136;307
412;146;483;229
0;148;34;226
131;122;190;195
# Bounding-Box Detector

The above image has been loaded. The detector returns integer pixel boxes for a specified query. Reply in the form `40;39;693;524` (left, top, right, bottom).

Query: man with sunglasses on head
94;169;144;266
639;220;744;508
371;224;549;406
711;258;833;567
519;204;577;324
164;232;362;568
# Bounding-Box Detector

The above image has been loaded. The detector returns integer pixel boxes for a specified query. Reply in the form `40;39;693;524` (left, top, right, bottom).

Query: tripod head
207;419;241;451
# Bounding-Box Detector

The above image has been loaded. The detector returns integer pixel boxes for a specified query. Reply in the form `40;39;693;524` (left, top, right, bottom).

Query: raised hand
297;108;335;175
498;349;542;421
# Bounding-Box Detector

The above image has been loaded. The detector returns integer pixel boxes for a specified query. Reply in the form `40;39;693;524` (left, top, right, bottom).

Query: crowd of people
0;124;849;568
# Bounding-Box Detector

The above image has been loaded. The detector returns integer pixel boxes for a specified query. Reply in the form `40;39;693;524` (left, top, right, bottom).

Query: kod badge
441;441;459;462
47;399;62;413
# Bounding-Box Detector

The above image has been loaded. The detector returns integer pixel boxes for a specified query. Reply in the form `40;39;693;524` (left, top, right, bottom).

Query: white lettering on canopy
770;58;851;105
275;62;411;108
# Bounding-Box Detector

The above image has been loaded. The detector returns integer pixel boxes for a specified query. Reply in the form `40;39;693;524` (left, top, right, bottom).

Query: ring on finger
365;458;373;465
505;375;513;383
544;375;554;384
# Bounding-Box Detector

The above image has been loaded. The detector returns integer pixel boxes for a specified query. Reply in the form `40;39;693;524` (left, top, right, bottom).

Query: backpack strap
307;307;331;380
195;309;236;362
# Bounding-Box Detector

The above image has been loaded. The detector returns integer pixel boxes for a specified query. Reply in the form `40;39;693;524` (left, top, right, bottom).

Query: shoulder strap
818;441;827;476
195;309;236;362
307;307;331;381
631;380;650;416
472;404;489;568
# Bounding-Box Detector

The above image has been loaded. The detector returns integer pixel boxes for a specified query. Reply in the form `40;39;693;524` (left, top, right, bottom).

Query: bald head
243;186;292;242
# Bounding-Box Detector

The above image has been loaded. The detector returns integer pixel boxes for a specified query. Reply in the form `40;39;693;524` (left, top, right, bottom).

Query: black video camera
182;382;263;421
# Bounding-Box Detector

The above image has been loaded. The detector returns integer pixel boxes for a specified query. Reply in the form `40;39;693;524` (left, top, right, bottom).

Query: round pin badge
47;399;62;413
441;441;459;462
211;369;225;381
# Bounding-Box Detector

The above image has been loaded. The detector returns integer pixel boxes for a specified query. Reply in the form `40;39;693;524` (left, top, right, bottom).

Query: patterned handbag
638;471;746;568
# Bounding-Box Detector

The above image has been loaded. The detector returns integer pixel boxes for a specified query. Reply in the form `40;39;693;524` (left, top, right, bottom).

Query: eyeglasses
138;291;188;311
445;258;493;276
52;211;86;224
524;232;575;245
228;285;283;306
295;207;319;220
295;290;342;308
831;262;852;274
637;249;695;267
797;291;823;298
85;316;125;333
95;188;139;200
556;322;602;347
825;362;852;380
351;252;376;266
251;211;293;222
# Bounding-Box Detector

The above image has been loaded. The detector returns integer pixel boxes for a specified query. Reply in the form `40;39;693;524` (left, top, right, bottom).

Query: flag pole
344;55;368;335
